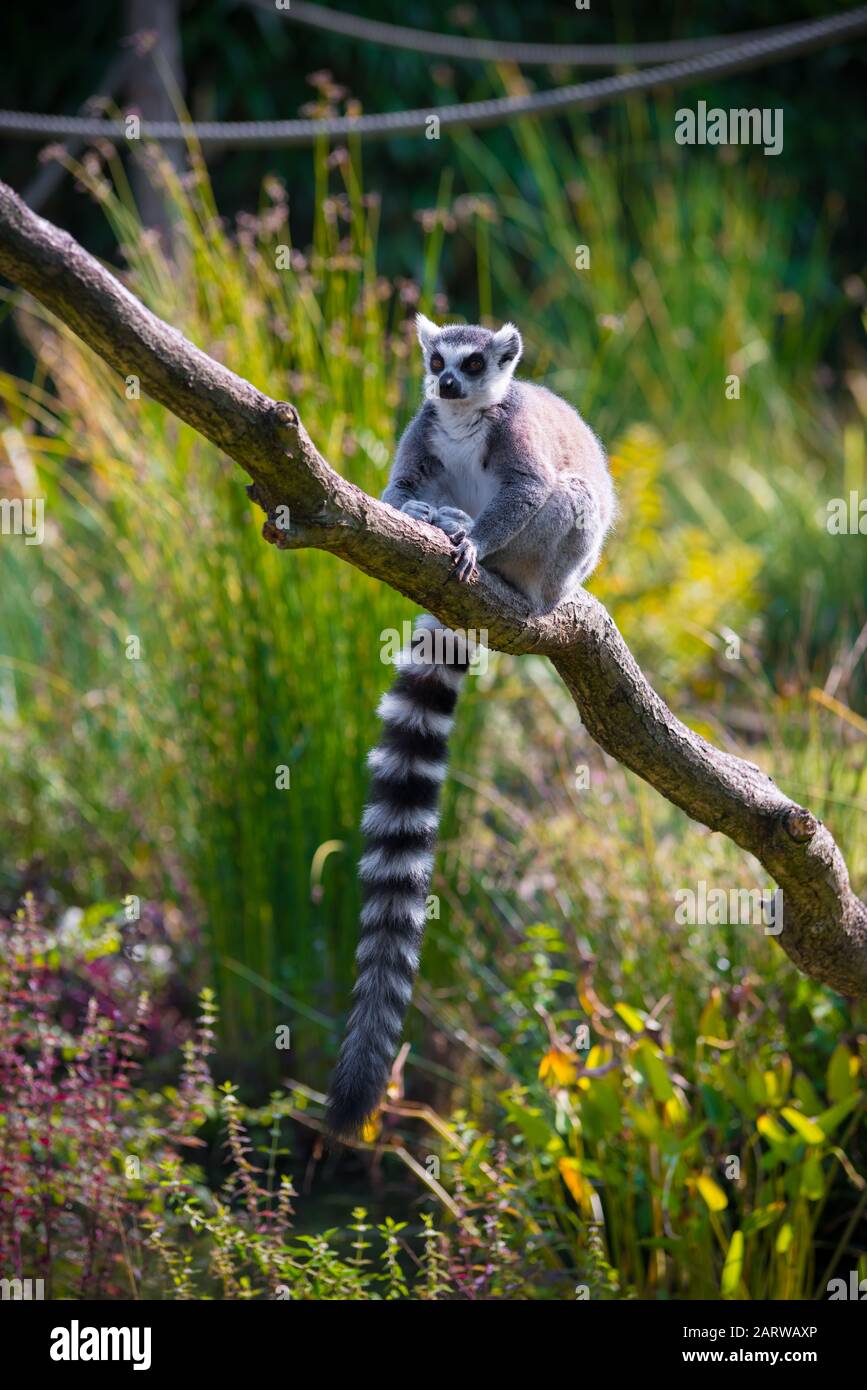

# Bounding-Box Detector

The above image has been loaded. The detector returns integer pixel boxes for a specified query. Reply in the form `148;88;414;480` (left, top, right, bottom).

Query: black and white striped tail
326;615;469;1138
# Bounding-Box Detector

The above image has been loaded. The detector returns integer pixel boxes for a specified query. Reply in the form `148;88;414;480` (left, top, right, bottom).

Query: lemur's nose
438;371;462;399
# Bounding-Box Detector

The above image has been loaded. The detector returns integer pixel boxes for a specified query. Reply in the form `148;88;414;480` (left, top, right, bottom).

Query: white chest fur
428;409;497;519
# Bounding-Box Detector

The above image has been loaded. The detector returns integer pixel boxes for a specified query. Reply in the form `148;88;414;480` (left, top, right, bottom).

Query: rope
22;51;136;211
267;0;823;68
0;7;864;149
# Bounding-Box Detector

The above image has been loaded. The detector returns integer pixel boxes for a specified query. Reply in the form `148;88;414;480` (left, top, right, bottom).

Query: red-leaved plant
0;894;214;1297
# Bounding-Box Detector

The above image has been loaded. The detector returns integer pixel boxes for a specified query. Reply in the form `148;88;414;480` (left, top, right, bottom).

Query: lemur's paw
450;536;479;584
434;506;473;540
401;499;436;522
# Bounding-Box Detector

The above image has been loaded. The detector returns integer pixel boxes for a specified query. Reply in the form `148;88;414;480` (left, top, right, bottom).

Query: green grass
420;655;867;1298
0;104;865;1298
0;140;485;1059
453;97;867;694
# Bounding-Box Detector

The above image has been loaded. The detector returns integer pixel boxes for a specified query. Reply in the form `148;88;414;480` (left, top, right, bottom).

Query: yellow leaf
698;987;727;1042
361;1114;381;1143
721;1230;744;1297
764;1058;792;1105
559;1158;593;1213
664;1092;688;1127
578;990;597;1017
614;1002;645;1034
757;1113;789;1145
539;1047;577;1086
696;1174;729;1213
781;1107;825;1145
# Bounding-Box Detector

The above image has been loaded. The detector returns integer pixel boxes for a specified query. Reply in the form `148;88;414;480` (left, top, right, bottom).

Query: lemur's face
416;315;523;408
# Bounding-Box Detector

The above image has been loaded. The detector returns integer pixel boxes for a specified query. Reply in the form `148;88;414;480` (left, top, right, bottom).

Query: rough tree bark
0;176;865;997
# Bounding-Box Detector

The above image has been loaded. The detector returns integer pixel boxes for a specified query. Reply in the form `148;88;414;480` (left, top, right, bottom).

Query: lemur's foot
434;506;473;540
401;499;436;522
450;536;479;583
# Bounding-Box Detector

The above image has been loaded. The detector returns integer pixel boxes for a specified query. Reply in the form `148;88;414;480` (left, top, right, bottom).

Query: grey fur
383;316;615;610
326;317;614;1138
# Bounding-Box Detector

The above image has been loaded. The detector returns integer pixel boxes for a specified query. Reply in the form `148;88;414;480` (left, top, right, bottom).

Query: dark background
1;0;865;322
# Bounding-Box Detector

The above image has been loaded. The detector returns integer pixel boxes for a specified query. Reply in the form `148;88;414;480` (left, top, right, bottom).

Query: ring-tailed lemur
326;315;615;1137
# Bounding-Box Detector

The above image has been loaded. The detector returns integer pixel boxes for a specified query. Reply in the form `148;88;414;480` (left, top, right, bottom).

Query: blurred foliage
4;881;866;1299
424;665;867;1299
449;104;867;690
1;0;866;356
0;27;866;1300
0;898;562;1300
0;140;452;1065
434;920;867;1299
602;427;761;691
1;110;865;1063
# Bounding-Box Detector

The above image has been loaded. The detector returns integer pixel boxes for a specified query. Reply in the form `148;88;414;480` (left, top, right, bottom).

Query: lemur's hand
401;499;436;523
450;535;479;583
434;506;473;541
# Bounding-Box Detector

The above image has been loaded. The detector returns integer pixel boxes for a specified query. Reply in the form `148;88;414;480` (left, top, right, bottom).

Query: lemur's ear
491;322;523;368
415;313;440;354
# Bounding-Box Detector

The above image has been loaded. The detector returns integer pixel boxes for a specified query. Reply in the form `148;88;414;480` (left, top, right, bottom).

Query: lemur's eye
462;355;485;374
430;353;444;373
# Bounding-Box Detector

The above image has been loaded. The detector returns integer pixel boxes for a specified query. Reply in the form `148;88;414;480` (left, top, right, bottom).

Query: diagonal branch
0;177;865;997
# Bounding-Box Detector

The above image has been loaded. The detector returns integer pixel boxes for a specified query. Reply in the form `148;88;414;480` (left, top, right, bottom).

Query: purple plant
0;894;207;1298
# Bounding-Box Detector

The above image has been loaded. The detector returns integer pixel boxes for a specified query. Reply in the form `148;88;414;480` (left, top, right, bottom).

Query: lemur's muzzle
438;371;463;399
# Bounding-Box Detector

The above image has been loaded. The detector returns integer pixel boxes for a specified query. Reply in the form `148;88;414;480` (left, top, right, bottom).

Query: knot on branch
248;484;303;549
261;503;328;550
271;401;300;431
784;805;819;844
262;514;293;549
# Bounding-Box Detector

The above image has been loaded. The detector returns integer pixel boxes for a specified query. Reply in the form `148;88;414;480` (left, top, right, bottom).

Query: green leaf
582;1079;622;1136
747;1061;767;1106
800;1153;825;1201
815;1093;860;1138
827;1044;855;1103
743;1202;785;1237
700;1084;727;1127
630;1105;663;1143
793;1074;821;1115
81;900;122;928
501;1095;559;1151
635;1040;675;1102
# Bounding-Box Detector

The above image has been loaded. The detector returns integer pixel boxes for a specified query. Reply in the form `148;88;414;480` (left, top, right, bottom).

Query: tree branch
1;177;865;997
